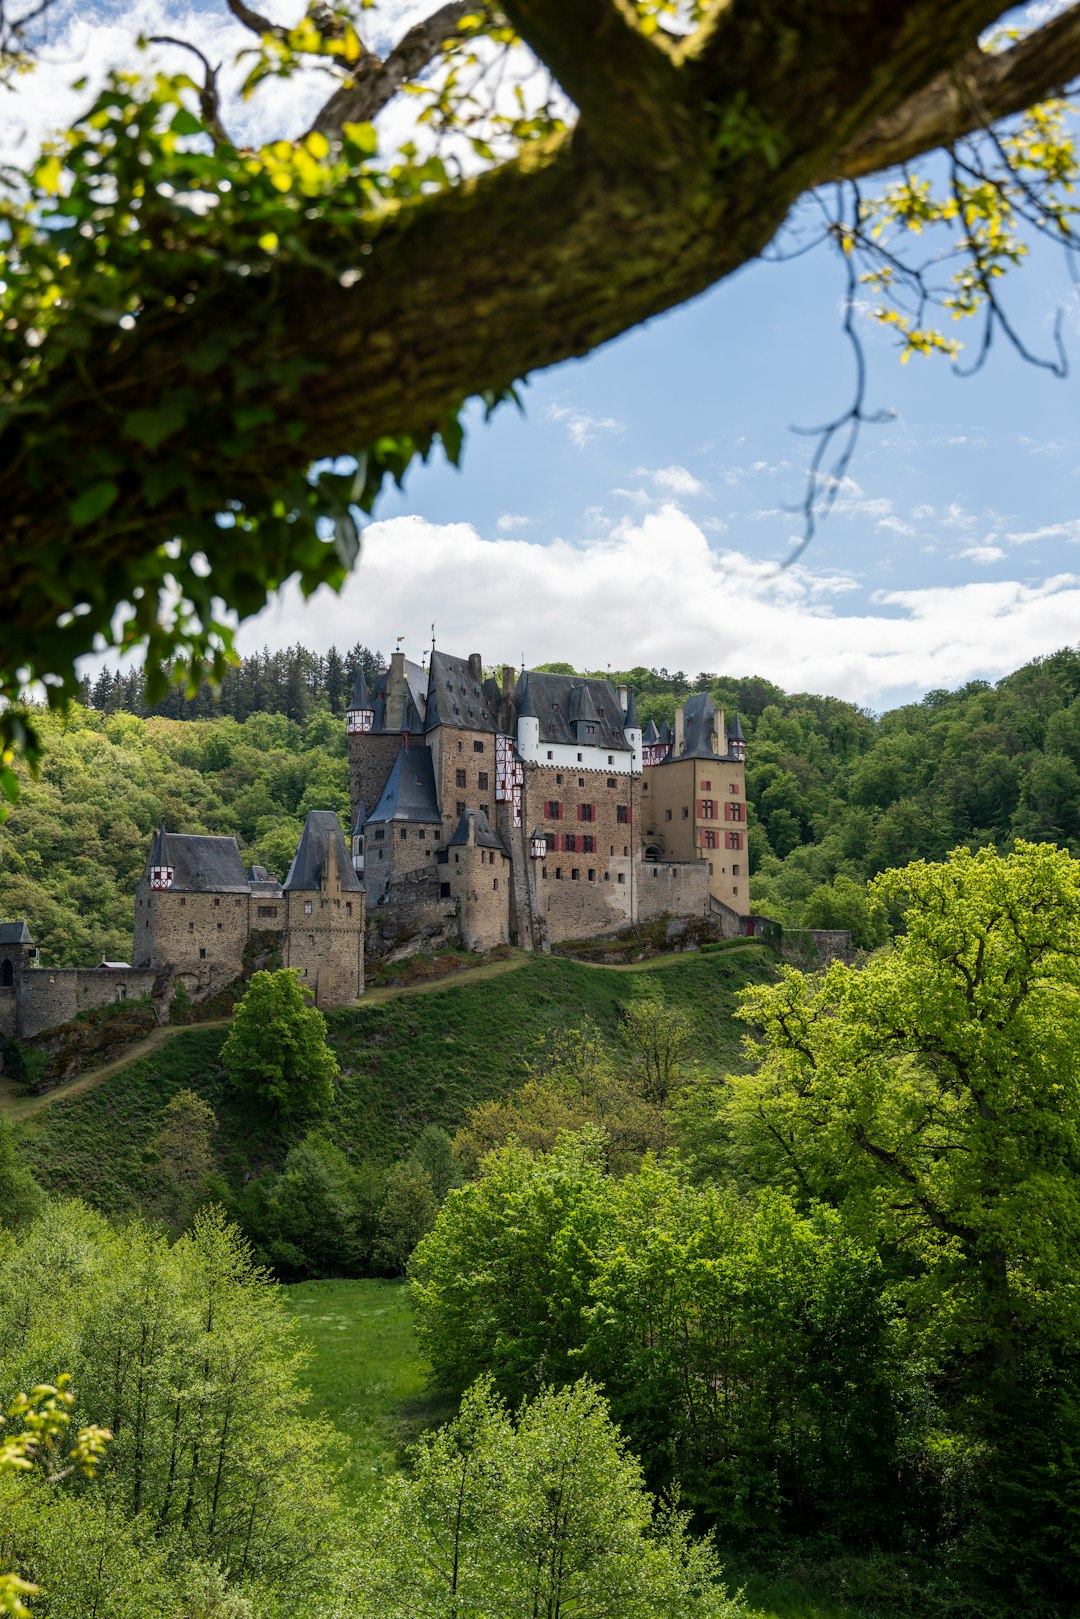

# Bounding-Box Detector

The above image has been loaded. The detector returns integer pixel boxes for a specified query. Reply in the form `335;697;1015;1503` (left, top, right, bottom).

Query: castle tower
623;689;642;774
446;807;511;952
516;674;540;761
133;825;255;987
0;921;35;989
282;810;365;1007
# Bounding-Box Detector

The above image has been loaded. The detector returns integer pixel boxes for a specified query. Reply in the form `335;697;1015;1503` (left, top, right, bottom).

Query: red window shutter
577;803;583;821
724;802;732;821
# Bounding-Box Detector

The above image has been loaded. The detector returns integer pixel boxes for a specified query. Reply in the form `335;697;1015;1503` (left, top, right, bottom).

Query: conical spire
517;673;538;719
347;666;373;711
623;689;639;731
727;710;745;742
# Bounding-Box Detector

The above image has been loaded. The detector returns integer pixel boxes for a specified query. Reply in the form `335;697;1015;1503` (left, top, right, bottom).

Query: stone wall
282;888;364;1007
134;883;251;986
365;819;444;904
366;865;460;961
429;725;498;836
4;966;163;1040
522;761;635;943
640;754;748;917
637;860;711;924
447;841;511;952
349;731;402;823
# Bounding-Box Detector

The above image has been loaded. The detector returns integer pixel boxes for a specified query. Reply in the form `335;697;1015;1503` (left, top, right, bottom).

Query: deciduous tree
221;968;339;1119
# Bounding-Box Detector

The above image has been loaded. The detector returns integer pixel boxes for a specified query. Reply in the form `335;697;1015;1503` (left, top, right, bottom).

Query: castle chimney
674;704;685;755
617;684;628;710
468;652;483;683
502;664;515;696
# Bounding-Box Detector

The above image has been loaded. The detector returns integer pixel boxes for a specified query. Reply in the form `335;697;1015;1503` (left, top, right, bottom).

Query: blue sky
11;0;1080;711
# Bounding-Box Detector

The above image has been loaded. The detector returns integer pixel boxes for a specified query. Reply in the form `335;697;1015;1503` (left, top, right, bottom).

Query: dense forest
8;643;1080;965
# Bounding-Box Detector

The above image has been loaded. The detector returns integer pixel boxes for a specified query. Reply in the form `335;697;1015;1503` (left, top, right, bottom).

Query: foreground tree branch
2;0;1078;745
833;1;1080;179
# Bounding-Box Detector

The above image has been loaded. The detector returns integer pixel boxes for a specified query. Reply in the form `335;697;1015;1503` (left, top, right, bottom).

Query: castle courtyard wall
4;967;163;1040
135;885;250;986
447;844;511;952
282;890;364;1007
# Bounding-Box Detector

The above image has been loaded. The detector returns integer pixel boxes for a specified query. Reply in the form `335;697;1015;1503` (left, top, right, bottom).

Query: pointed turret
347;666;375;735
623;689;639;730
642;718;659;745
516;673;540;760
727;709;746;761
622;688;642;772
148;824;174;890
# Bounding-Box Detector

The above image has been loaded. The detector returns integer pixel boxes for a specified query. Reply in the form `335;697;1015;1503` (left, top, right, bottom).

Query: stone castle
0;647;749;1044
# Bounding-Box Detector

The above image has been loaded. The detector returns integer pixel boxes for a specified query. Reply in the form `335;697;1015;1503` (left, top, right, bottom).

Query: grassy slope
16;947;776;1212
284;1277;879;1619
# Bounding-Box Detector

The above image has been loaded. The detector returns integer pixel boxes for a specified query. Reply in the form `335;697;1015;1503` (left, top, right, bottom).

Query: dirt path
1;943;766;1123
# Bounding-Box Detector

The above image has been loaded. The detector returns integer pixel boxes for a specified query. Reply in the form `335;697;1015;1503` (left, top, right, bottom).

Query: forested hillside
5;646;1080;963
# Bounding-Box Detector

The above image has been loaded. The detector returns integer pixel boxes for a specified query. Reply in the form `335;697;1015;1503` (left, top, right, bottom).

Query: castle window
457;741;463;753
478;771;489;790
565;834;577;853
257;905;277;919
617;804;630;824
493;878;499;890
665;809;672;821
571;868;580;881
582;835;595;853
729;782;739;794
732;864;741;877
733;885;739;896
199;947;206;958
578;803;595;822
547;751;553;760
725;801;745;822
188;922;194;932
578;777;585;788
623;845;628;856
542;866;548;879
577;754;583;763
617;872;625;884
725;830;744;850
556;773;563;785
473;740;484;753
217;921;223;930
373;829;384;841
345;902;352;916
304;901;313;915
455;854;460;864
555;866;562;879
610;845;615;856
456;769;466;788
213;898;220;908
400;828;407;840
419;829;426;840
588;869;595;882
457;801;465;814
682;807;689;819
709;863;714;876
702;829;717;850
642;781;648;792
434;830;440;840
235;899;241;907
440;882;451;898
608;756;614;766
607;777;616;788
179;897;186;907
701;800;716;819
702;779;712;791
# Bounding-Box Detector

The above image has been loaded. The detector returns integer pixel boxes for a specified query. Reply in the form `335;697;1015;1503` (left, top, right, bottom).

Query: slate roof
247;865;283;896
681;693;723;759
347;667;373;711
623;689;639;730
148;829;251;893
283;810;363;893
365;744;442;825
728;710;745;742
0;921;33;945
568;682;600;725
657;719;672;745
642;718;660;744
517;674;538;719
514;672;631;751
447;806;510;857
352;801;367;834
426;651;498;733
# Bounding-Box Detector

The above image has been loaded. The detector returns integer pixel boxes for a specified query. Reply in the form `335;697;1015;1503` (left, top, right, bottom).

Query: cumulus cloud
497;513;534;534
1002;518;1080;545
960;545;1006;565
649;465;707;497
234;506;1080;707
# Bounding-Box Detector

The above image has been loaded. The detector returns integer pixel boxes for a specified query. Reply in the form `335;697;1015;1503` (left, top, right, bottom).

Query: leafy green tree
266;1132;365;1276
375;1160;438;1275
620;997;691;1106
352;1376;739;1619
0;1119;42;1231
151;1088;218;1228
730;841;1080;1592
408;1125;463;1204
221;969;338;1119
801;873;887;950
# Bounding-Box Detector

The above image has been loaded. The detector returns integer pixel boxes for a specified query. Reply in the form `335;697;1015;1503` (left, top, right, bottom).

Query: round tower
346;667;375;735
623;689;642;773
516;674;540;761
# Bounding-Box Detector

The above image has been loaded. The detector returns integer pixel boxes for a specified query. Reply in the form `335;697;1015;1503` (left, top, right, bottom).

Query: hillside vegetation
14;949;772;1217
4;646;1079;963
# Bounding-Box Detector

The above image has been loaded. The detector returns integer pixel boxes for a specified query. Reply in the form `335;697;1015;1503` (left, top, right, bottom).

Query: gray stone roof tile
365;745;442;825
514;672;630;751
149;830;251;893
283;810;362;893
426;650;499;733
447;806;510;856
0;920;33;945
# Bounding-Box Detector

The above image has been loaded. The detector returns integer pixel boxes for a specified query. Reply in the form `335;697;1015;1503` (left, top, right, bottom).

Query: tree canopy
221;968;340;1117
2;0;1080;785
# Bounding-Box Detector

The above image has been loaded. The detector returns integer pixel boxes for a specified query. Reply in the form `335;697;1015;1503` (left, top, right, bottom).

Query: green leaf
69;481;119;527
123;394;192;451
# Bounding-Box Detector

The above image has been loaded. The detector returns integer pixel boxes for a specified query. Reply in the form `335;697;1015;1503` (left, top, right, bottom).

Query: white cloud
497;513;533;534
650;465;706;497
1002;518;1080;546
233;506;1080;708
960;545;1006;565
545;403;624;449
878;515;915;536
